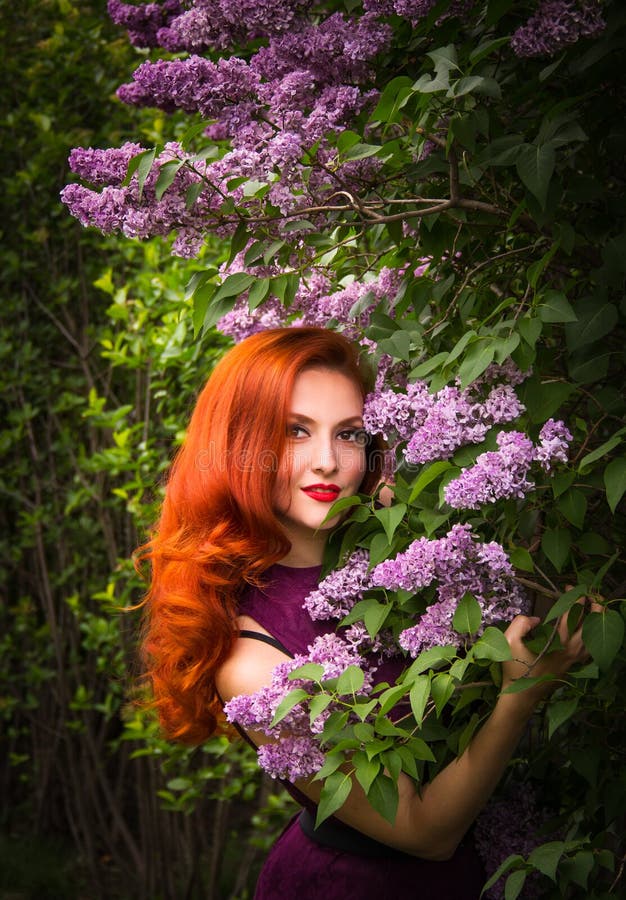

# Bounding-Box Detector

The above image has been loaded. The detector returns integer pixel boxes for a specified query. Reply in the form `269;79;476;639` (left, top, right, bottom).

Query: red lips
301;483;341;503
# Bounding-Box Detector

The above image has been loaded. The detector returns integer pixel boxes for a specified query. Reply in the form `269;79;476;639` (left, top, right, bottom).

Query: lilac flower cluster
224;632;376;780
511;1;605;58
475;789;552;899
61;141;223;258
444;419;572;510
370;524;527;656
64;7;391;255
363;361;528;464
107;0;183;48
216;265;405;342
303;550;372;621
157;0;312;52
363;0;474;26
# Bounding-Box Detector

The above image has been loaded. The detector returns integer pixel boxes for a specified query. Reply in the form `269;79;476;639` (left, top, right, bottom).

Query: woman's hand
501;596;602;705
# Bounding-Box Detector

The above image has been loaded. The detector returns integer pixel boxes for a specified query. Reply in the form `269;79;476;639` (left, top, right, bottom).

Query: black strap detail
298;808;410;860
238;629;293;658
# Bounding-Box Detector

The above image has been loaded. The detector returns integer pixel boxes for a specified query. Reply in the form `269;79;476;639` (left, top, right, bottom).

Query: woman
140;327;593;898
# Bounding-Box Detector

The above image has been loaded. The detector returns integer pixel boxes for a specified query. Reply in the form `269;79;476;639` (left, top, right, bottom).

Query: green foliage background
1;1;625;898
0;3;289;898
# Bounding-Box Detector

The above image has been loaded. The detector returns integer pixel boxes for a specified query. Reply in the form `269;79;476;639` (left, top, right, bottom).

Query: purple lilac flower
364;362;528;467
444;431;536;509
511;1;605;58
107;0;183;48
444;421;572;509
475;790;553;899
534;418;572;471
251;13;391;86
371;524;526;656
156;0;311;52
364;0;474;25
303;550;372;621
67;143;145;186
257;736;326;780
116;56;260;118
216;296;289;341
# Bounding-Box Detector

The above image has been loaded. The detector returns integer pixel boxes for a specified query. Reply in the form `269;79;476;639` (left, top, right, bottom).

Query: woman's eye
338;428;368;445
287;424;308;438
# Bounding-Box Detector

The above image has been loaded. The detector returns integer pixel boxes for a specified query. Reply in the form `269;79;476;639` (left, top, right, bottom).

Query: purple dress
238;563;486;900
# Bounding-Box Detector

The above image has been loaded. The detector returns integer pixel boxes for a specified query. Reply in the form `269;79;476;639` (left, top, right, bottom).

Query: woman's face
273;367;367;559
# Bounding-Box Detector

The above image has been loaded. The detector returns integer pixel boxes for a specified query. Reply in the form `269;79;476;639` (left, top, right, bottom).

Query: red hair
138;327;383;744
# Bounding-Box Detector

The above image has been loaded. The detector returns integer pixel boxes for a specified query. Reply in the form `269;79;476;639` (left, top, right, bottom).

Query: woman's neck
278;524;327;568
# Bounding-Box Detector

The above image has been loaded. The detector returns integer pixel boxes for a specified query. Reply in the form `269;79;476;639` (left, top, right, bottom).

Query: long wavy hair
138;327;383;744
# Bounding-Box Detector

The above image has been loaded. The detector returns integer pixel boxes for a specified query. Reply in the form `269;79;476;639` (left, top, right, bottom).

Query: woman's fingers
504;615;541;643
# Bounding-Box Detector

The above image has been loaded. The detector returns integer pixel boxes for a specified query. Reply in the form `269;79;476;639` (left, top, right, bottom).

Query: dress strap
238;629;294;658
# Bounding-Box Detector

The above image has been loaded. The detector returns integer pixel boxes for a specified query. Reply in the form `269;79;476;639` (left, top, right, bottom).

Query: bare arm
217;606;596;860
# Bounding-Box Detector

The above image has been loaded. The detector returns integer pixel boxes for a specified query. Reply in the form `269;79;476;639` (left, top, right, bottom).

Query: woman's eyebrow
288;413;364;426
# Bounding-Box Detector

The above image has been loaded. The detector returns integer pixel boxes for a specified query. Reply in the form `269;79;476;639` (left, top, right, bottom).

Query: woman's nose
311;438;338;474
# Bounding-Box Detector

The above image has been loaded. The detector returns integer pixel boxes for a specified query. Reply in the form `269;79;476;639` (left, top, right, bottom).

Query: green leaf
562;850;594;889
538;291;578;323
547;696;578;739
123;147;156;199
578;433;623;471
353;751;380;794
528;841;565;882
410;352;448;379
270;688;309;727
458;340;496;388
404;645;457;679
374;502;407;543
604;457;626;512
213;272;255;303
565;302;618;352
154;158;184;200
192;282;215;337
380;748;403;783
542;527;572;572
288;662;325;682
313;752;345;781
321;494;363;524
226;220;250;268
364;600;391;639
407;737;436;762
516;142;555;208
343;142;382;161
508;547;534;572
582;609;624;670
309;693;332;727
316;771;352;826
409;675;431;725
452;592;482;635
408;461;452;502
371;76;414;124
557;488;587;529
336;665;365;696
377;683;408;716
504;869;527;900
520;377;574;423
367;773;398;825
473;627;512;661
431;672;455;714
247;277;271;310
551;471;576;498
481;855;525;895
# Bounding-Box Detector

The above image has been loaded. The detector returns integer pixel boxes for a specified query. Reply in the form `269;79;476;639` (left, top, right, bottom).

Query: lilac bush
61;0;623;893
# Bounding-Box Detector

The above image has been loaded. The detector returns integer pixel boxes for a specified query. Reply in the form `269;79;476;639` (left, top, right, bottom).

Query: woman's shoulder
216;615;291;704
